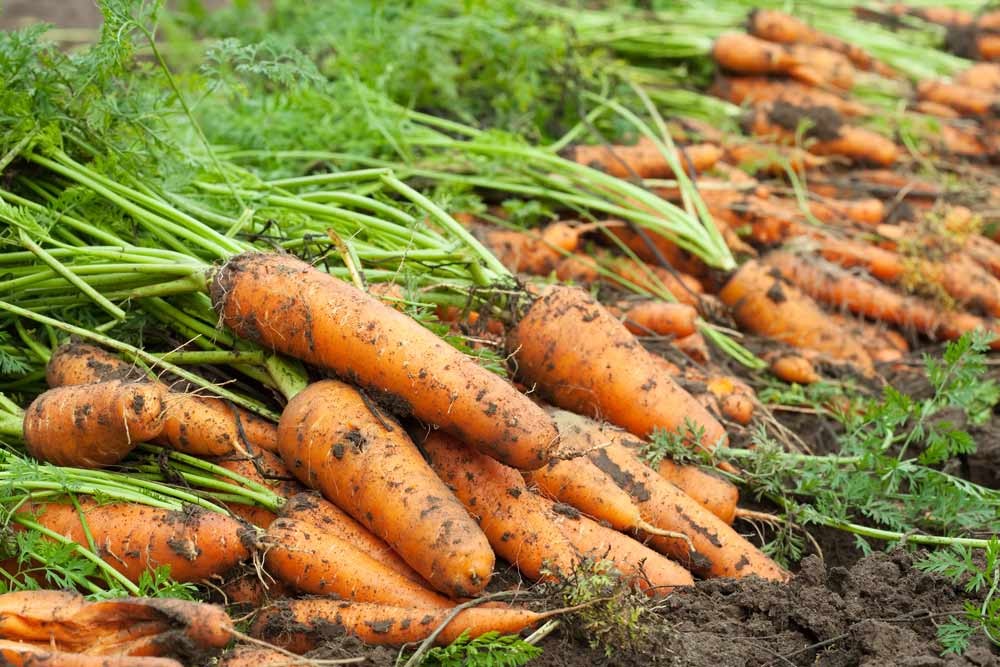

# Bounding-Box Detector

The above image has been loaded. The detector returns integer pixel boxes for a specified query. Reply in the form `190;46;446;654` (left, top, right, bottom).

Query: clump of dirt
530;550;996;666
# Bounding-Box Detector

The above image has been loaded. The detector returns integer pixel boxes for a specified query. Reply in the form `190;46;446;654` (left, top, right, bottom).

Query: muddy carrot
747;8;877;70
46;342;279;456
23;380;166;468
604;222;709;277
712;32;823;86
547;408;739;524
215;450;304;528
508;285;728;454
212;252;557;469
13;500;252;583
956;63;1000;91
828;313;909;363
764;251;1000;348
479;221;582;275
917;80;999;116
584;440;788;580
263;518;452;607
719;258;874;373
280;491;424;583
277;379;494;598
252;599;555;653
0;643;182;667
711;75;870;116
218;566;294;608
555;251;705;306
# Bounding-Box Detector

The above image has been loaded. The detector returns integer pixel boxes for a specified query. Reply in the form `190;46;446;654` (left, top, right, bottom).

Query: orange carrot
764;251;1000;348
277;379;494;598
569;138;722;178
938;122;995;157
808;197;886;226
603;223;710;277
479;222;582;275
23;380;166;468
612;300;698;338
914;100;962;118
706;376;755;426
711;32;824;86
211;252;557;470
828;313;909;363
555;251;705;306
768;354;821;384
252;599;553;653
724;141;827;175
917;80;998;116
711;75;870;116
424;432;695;594
280;491;424;584
546;407;739;524
956;63;1000;91
584;438;788;580
217;647;288;667
263;518;452;607
508;285;728;454
217;566;294;608
13;500;252;584
46;342;278;456
747;8;877;70
0;590;231;659
719;258;874;373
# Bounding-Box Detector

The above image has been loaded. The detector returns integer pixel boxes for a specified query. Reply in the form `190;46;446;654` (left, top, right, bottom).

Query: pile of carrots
5;5;1000;666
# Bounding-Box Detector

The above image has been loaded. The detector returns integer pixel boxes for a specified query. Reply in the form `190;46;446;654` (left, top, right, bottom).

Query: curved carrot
421;431;579;581
277;379;494;598
211;252;557;469
252;599;551;653
764;251;1000;348
46;342;278;456
24;380;166;468
280;491;424;583
719;258;874;373
508;286;727;453
586;442;789;581
264;518;452;607
546;407;739;524
14;500;252;584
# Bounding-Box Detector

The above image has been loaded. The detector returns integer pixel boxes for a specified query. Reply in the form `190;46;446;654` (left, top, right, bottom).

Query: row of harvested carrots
3;251;793;664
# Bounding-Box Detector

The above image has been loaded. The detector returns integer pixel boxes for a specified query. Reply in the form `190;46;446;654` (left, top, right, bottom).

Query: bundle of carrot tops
0;0;998;665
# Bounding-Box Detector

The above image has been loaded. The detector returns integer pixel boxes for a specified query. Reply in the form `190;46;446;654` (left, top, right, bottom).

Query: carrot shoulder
276;379;494;598
507;285;727;454
211;251;557;469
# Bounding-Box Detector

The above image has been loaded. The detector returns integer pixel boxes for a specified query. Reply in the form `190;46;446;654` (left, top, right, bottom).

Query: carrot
828;313;909;363
420;430;580;581
479;222;581;275
956;63;1000;91
603;223;709;277
710;75;870;117
787;44;856;90
0;590;231;658
217;566;294;608
719;258;875;373
673;331;711;365
46;342;279;456
217;647;292;667
917;80;998;116
711;32;824;86
900;5;974;26
263;518;452;607
0;643;182;667
585;439;788;580
817;236;1000;317
280;491;424;584
277;379;494;598
938;123;995;157
724;141;827;175
612;300;698;338
768;353;821;384
964;234;1000;279
763;251;1000;348
215;450;304;528
808;197;886;226
555;251;705;306
23;380;166;468
13;500;252;583
976;33;1000;61
252;599;553;653
211;252;557;470
507;285;728;454
706;376;755;426
744;102;898;165
568;137;722;178
747;8;877;71
545;408;739;524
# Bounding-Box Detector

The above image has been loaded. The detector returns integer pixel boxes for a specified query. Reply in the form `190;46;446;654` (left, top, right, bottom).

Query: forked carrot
507;285;728;454
23;380;166;468
276;379;494;598
211;252;557;469
263;518;452;607
545;407;739;524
